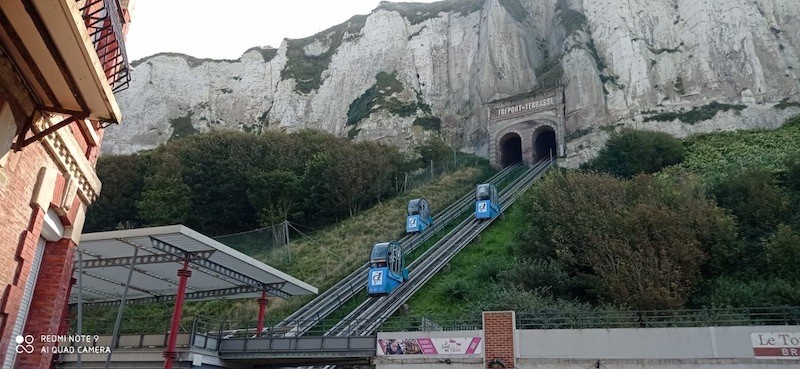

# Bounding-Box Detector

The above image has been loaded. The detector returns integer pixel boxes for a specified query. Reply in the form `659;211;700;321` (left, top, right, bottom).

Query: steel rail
307;159;552;369
324;158;553;338
276;163;523;334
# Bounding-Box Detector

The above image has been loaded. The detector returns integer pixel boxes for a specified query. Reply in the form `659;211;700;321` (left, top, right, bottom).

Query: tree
136;152;191;226
517;171;737;309
764;224;800;281
97;129;411;236
85;153;148;231
247;170;301;225
415;135;451;166
712;168;789;242
585;129;685;178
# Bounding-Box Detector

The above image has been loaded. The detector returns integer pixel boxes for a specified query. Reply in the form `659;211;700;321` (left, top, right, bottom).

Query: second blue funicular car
367;241;409;296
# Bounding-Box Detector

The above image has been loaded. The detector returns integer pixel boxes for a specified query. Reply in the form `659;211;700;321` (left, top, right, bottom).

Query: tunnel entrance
499;132;522;168
534;129;557;161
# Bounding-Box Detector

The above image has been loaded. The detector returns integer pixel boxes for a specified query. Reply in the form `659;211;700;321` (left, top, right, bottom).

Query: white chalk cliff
105;0;800;163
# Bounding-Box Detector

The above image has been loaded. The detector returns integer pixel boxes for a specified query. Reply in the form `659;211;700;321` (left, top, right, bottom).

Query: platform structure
64;225;317;369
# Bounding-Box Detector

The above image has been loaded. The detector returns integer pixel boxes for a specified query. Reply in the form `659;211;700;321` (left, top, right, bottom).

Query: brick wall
483;311;516;368
0;63;93;367
0;145;50;364
18;238;77;368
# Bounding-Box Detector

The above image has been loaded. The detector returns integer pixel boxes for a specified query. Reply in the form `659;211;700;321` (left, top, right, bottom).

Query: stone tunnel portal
487;88;565;168
534;128;557;161
499;132;523;168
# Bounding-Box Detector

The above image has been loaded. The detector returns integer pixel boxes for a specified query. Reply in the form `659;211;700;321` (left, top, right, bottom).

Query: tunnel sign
489;94;558;121
752;332;800;359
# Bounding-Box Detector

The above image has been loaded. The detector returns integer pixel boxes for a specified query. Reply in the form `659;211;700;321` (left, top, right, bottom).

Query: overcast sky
125;0;440;61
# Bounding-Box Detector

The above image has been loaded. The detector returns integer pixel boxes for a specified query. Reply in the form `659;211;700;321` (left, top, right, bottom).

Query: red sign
752;333;800;359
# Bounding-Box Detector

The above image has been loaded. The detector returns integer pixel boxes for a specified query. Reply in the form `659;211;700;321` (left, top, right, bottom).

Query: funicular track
324;158;553;338
275;163;524;335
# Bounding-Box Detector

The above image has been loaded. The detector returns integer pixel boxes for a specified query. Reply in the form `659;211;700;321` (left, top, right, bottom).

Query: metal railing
516;306;800;329
67;306;800;352
76;0;131;92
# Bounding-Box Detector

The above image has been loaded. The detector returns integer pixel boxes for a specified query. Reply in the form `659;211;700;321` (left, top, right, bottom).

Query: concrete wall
376;326;800;369
521;326;769;359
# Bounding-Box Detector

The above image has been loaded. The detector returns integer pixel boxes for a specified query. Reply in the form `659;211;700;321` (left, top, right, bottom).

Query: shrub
438;279;471;303
281;15;367;93
774;98;800;110
415;136;452;165
168;112;197;141
712;168;789;242
413;116;442;132
517;171;737;309
501;259;571;295
585;129;685;178
346;71;425;127
377;0;485;25
644;101;746;124
694;277;800;308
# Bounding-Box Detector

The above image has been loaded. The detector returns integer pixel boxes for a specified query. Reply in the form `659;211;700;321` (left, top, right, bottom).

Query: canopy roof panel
71;225;317;306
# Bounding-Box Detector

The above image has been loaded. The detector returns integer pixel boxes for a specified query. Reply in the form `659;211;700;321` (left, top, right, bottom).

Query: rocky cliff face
105;0;800;163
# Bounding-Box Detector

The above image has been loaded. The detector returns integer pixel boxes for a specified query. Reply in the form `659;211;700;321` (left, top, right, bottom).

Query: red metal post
163;259;192;369
256;291;268;336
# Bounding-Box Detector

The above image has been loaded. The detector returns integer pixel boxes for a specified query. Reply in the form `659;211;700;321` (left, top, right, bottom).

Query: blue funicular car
475;183;500;220
406;198;432;233
367;241;409;296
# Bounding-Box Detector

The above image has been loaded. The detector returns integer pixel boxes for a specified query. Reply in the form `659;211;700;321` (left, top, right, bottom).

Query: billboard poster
752;332;800;359
377;337;482;356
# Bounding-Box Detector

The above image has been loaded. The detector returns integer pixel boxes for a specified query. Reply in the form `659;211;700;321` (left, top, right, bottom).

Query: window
390;243;402;275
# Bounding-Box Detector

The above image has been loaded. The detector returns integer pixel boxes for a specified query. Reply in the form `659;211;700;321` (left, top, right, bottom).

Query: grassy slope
262;165;491;288
402;207;521;316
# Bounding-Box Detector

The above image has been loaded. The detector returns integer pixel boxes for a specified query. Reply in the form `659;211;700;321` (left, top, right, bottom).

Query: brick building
0;0;132;367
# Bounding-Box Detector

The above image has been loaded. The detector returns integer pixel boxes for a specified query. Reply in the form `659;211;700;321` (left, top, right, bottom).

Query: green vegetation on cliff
282;15;368;94
377;0;485;25
346;71;441;136
644;101;747;124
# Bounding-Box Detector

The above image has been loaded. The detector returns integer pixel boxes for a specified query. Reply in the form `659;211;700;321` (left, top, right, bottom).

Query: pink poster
377;337;482;356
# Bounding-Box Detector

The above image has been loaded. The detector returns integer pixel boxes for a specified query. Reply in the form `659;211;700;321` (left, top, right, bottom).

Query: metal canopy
70;225;317;306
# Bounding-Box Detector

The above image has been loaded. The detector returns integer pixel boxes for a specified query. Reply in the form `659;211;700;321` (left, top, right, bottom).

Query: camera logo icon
15;335;34;354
